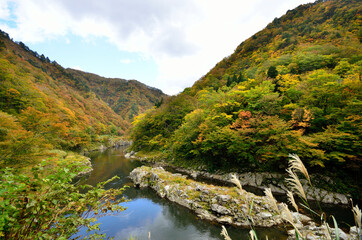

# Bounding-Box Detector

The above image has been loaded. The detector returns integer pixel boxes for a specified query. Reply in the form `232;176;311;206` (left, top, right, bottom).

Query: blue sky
26;34;158;82
0;0;313;95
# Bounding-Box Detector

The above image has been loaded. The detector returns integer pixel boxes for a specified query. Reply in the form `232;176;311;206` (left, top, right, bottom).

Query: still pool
75;147;288;240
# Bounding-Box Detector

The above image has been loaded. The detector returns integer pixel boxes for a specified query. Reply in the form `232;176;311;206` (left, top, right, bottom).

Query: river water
76;147;289;240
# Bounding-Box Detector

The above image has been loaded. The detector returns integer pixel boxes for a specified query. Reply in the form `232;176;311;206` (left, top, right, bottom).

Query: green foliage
0;159;126;239
66;69;166;121
267;66;278;78
130;0;361;197
130;94;195;152
0;29;167;158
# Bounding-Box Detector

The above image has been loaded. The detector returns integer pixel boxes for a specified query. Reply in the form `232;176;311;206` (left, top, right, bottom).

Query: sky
0;0;313;95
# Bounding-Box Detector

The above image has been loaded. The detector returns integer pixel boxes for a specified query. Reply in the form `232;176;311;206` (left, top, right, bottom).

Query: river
75;147;288;240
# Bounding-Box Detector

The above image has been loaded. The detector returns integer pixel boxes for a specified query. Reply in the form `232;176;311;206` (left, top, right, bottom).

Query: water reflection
77;148;287;240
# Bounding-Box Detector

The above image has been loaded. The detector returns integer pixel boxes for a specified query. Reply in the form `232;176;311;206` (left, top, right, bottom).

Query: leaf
332;216;340;240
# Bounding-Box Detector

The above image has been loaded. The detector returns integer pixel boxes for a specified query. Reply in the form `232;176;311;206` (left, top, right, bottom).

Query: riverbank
83;138;132;154
129;166;360;240
125;151;350;206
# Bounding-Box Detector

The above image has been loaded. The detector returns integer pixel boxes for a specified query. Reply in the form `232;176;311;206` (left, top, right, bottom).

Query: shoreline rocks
76;156;93;177
129;166;359;240
151;163;350;205
130;166;285;228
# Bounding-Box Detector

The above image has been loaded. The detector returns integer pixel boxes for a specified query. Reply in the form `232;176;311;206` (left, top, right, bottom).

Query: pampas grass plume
287;190;299;213
264;188;279;213
221;225;232;240
288;153;311;185
230;174;243;192
286;168;307;202
352;204;361;230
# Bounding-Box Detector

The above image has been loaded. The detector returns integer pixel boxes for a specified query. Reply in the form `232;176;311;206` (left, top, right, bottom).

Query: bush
0;159;126;239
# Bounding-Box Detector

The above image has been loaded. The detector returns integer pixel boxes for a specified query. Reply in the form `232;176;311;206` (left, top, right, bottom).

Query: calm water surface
77;147;287;240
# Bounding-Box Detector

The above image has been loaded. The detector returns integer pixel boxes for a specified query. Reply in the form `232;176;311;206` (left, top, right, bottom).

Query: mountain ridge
130;0;361;199
0;29;166;165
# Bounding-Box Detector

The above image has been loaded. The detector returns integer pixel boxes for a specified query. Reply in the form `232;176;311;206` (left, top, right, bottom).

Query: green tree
0;160;126;239
267;66;279;78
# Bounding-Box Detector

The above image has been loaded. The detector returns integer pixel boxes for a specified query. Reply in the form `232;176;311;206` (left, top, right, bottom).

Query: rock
129;169;149;188
322;193;334;204
218;216;233;224
190;171;198;178
216;195;231;203
211;204;231;215
334;193;348;204
259;212;272;218
349;226;361;240
255;174;263;185
124;151;135;158
164;185;170;194
150;172;160;182
338;229;349;240
129;165;352;234
350;226;358;235
293;212;312;224
196;209;216;221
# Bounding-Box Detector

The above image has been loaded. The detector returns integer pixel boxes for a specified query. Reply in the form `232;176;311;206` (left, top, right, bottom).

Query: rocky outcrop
129;166;359;240
76;157;93;176
158;166;350;205
130;166;284;228
287;223;360;240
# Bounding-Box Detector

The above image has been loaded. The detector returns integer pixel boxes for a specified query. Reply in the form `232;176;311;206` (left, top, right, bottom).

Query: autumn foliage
130;0;361;199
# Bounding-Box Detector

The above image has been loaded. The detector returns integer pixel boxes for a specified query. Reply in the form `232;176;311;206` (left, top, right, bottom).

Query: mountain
130;0;361;198
66;69;164;121
0;30;166;165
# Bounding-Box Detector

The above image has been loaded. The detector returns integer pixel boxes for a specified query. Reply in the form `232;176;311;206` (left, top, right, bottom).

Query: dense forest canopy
0;27;166;239
130;0;361;199
0;30;166;166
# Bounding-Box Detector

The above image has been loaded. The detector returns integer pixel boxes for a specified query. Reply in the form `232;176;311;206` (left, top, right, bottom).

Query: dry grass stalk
288;153;311;185
286;168;307;201
352;204;361;230
230;174;243;193
249;230;257;240
281;203;303;237
287;190;299;213
281;203;294;224
264;188;279;213
220;225;232;240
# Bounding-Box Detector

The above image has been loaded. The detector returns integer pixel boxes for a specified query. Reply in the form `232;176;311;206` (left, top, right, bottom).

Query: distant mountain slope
0;29;165;164
66;69;165;121
130;0;361;199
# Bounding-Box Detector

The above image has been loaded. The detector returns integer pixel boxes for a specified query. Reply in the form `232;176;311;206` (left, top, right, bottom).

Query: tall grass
221;154;361;240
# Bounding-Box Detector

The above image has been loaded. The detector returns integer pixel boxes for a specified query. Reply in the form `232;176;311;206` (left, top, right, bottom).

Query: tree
0;159;126;239
267;66;279;78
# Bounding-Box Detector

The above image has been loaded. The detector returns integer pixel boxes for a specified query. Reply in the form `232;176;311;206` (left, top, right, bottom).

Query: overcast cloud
0;0;312;95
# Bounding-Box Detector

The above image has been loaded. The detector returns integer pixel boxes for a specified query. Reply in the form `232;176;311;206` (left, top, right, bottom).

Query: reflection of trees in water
125;187;251;239
84;147;287;240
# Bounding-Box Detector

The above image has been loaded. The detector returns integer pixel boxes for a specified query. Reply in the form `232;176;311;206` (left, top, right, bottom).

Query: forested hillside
130;0;361;198
0;30;165;166
66;69;164;121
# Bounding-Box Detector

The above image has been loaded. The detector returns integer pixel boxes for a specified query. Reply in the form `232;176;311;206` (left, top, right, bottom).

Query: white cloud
0;2;11;19
72;65;83;71
0;0;313;95
120;59;132;64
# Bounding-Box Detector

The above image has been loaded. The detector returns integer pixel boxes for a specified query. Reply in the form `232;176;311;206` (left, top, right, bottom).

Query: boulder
211;204;231;215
